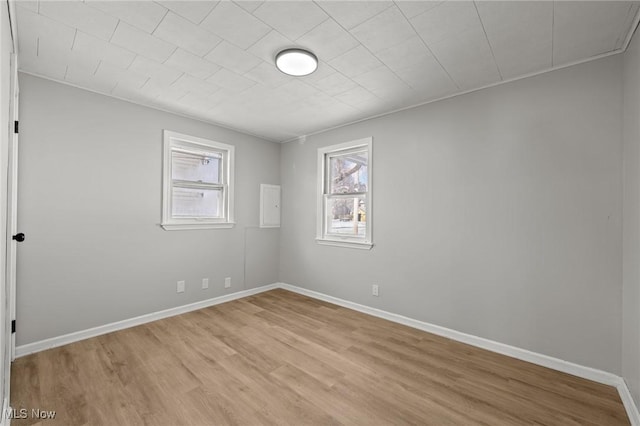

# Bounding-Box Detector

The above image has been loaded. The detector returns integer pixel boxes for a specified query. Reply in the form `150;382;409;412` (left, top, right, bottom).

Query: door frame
7;49;17;363
3;0;19;421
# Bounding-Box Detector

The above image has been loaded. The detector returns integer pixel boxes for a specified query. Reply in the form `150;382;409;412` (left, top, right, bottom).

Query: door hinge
11;320;15;334
14;121;18;134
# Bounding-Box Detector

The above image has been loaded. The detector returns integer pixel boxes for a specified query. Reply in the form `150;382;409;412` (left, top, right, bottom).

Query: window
317;137;372;249
161;130;234;230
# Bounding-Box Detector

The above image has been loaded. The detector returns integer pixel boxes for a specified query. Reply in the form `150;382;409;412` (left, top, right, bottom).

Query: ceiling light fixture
275;48;318;77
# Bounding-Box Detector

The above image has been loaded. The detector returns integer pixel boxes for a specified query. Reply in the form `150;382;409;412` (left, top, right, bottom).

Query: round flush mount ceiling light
275;48;318;77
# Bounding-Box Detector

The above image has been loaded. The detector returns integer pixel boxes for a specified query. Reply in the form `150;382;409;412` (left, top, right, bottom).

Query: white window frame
317;137;373;250
161;130;235;231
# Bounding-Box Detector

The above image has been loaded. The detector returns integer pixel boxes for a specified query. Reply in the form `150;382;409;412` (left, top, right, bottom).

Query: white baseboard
618;379;640;426
14;281;640;425
277;282;640;425
14;284;278;358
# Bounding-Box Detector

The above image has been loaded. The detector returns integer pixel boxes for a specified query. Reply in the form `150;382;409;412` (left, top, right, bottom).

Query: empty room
1;0;640;424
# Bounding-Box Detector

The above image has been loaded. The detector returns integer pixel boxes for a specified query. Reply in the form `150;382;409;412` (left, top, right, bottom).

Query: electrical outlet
372;284;379;297
224;277;231;288
177;280;185;293
202;278;209;290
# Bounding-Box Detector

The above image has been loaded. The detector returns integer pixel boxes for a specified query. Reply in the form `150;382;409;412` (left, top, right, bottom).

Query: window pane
326;196;366;236
172;187;222;218
172;150;221;184
329;151;368;194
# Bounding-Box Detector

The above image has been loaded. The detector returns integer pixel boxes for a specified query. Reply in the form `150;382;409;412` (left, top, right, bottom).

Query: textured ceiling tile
553;1;635;65
243;61;290;88
39;0;118;41
19;53;68;80
16;1;38;13
247;30;294;64
73;31;136;69
296;18;359;61
329;45;383;78
393;59;457;97
307;71;358;97
274;80;319;103
352;66;412;98
135;78;164;100
164;48;220;80
283;99;361;133
374;36;434;72
177;92;218;112
17;30;38;59
410;1;479;45
16;8;96;77
156;1;219;24
216;87;259;108
395;1;444;19
476;1;553;79
149;90;186;108
316;1;393;30
143;79;188;103
36;42;100;76
171;74;220;95
111;82;163;106
297;60;337;84
253;1;329;40
65;66;118;94
200;88;236;110
15;6;76;57
111;22;176;63
200;1;272;49
94;61;148;91
128;55;182;85
205;41;262;74
429;26;501;90
207;68;257;92
153;11;222;57
334;85;381;110
351;5;416;52
86;1;168;34
233;0;263;14
493;41;550;79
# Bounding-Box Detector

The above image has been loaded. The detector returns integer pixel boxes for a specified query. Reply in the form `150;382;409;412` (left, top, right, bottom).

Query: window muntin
162;131;234;230
317;138;372;249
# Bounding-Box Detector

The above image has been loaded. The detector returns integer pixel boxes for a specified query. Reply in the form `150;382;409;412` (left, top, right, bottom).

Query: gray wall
16;74;280;346
280;56;624;374
623;28;640;406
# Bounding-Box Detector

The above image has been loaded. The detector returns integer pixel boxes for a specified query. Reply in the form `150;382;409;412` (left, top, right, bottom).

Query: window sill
161;222;235;231
316;238;373;250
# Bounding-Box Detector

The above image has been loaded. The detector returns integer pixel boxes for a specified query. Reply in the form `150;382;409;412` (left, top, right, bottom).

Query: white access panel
260;184;280;228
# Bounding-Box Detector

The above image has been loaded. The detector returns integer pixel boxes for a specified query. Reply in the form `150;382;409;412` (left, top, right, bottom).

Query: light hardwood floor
10;289;630;425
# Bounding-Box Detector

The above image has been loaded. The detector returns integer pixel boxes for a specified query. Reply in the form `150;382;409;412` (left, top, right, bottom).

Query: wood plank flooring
10;289;630;425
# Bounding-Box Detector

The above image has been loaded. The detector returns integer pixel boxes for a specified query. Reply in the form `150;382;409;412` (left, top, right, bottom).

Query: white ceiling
14;0;640;142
